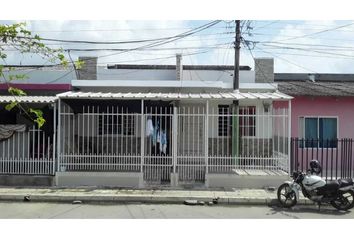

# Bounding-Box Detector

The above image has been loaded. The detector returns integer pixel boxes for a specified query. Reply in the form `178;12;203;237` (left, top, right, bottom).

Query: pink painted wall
274;96;354;138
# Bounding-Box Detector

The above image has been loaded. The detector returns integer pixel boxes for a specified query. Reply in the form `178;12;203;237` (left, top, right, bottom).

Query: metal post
140;100;144;173
53;102;57;175
205;100;209;174
57;99;61;172
288;100;292;176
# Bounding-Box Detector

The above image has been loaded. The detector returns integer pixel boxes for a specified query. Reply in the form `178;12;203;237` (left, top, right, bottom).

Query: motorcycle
277;160;354;211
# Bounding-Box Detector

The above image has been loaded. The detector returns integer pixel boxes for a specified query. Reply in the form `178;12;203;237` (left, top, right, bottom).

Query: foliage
0;22;82;128
29;108;45;128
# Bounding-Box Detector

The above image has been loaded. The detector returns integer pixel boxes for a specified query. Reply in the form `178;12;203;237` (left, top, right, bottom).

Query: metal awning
0;96;57;103
57;91;292;101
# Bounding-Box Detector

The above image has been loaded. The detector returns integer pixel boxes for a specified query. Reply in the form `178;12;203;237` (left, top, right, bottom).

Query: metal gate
142;105;207;185
176;106;206;183
143;106;173;184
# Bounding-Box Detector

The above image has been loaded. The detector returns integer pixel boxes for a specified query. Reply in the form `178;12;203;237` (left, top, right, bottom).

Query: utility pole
232;20;241;157
233;20;241;91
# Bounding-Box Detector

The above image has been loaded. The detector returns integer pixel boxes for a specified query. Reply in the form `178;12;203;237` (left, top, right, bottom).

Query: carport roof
56;91;292;101
0;96;57;103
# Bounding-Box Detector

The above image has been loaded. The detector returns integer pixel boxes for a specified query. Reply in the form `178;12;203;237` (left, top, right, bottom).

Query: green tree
0;22;83;128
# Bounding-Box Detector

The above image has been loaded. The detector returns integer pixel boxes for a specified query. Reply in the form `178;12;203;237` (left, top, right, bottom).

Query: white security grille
57;100;290;184
0;126;54;175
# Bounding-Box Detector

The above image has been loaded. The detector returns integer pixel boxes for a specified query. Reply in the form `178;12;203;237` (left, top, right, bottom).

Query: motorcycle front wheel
330;190;354;211
277;183;297;208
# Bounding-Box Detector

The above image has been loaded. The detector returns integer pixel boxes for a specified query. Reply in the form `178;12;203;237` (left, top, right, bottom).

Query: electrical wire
253;20;280;30
60;20;222;63
0;32;234;47
60;42;233;52
1;21;223;73
254;45;318;73
28;26;231;33
14;21;222;45
269;22;354;42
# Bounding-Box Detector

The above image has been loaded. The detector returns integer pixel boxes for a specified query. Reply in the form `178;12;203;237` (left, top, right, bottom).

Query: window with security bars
98;115;135;135
299;117;337;148
218;105;230;136
218;105;256;137
239;106;256;137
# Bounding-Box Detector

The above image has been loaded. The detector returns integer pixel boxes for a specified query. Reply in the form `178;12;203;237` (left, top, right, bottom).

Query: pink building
274;73;354;139
274;73;354;178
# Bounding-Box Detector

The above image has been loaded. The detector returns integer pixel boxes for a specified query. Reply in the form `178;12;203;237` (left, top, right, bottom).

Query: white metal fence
59;103;141;172
0;126;54;175
58;101;290;184
207;106;289;173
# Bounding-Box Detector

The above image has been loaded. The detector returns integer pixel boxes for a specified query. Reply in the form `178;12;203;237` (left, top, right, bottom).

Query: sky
1;0;354;238
0;0;354;73
2;20;354;73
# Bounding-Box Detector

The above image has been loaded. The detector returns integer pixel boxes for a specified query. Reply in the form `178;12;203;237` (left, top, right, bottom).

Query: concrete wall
0;175;54;186
255;58;274;84
97;67;255;83
206;173;288;189
78;57;97;80
2;68;75;84
55;172;144;188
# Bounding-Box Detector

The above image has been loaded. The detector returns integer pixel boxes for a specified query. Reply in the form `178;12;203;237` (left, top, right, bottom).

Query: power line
249;32;354;43
253;20;280;30
68;20;222;63
243;39;354;59
257;43;354;59
44;69;75;84
76;49;217;75
274;22;354;42
254;46;318;73
0;32;234;46
256;41;354;50
249;49;354;60
1;21;223;71
14;22;223;45
29;26;231;33
60;42;232;52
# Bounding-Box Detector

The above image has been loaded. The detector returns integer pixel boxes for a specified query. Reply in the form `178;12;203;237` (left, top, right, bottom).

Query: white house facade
0;56;292;188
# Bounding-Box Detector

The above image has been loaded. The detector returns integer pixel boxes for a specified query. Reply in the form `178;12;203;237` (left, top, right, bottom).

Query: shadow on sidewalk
267;205;352;218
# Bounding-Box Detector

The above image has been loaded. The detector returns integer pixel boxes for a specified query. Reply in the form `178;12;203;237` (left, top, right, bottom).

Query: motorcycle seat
318;180;340;192
338;178;353;188
326;180;340;188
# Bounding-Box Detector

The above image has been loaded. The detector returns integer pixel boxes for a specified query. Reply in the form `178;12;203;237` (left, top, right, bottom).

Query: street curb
0;194;315;206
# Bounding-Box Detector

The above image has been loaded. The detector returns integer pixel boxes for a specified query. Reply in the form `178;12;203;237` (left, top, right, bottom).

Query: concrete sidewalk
0;187;314;205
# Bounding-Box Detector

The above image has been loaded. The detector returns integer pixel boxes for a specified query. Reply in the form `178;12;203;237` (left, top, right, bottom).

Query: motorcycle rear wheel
277;183;297;208
330;190;354;211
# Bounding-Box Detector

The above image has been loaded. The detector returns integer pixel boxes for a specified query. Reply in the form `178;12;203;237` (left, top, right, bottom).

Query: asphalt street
0;202;353;218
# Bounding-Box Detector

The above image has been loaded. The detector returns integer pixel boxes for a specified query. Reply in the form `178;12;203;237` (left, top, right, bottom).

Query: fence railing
0;127;54;175
290;138;354;180
58;102;290;182
206;106;289;174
